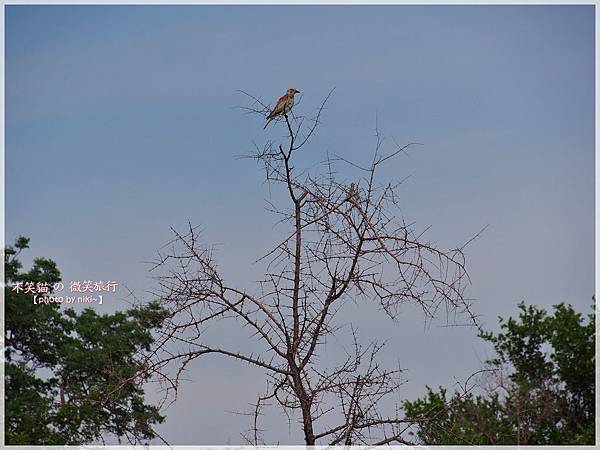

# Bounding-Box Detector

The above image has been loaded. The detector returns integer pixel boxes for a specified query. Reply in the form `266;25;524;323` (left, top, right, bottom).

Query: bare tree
142;91;478;445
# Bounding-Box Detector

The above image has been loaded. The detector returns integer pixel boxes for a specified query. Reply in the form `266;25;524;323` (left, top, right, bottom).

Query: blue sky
5;5;595;444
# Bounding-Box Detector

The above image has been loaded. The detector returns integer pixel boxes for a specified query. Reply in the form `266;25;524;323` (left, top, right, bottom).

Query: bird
264;88;300;129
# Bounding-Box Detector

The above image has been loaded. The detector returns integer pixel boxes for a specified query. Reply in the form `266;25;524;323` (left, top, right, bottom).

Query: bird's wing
266;94;289;119
275;93;288;107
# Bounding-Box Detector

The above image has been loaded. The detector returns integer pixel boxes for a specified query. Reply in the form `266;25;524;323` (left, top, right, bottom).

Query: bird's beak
295;89;300;93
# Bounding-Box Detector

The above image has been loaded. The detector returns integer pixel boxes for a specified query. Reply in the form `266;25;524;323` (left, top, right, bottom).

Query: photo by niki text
10;280;118;305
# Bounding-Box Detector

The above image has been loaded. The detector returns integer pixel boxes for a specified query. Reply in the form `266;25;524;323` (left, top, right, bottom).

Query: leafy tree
5;236;166;445
403;301;595;445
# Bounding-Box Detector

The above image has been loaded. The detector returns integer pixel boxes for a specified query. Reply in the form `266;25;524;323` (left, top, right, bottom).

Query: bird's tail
263;117;274;130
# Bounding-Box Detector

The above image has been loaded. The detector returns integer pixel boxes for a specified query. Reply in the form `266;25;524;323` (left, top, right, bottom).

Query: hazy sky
5;5;595;444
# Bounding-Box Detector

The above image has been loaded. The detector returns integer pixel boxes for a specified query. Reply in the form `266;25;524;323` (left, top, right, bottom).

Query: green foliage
403;301;595;445
5;237;167;445
403;387;513;444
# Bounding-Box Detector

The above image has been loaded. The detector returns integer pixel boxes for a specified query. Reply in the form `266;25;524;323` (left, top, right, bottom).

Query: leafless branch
134;91;480;444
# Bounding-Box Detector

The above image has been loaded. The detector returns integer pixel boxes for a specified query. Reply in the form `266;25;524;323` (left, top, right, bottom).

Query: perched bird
264;88;300;129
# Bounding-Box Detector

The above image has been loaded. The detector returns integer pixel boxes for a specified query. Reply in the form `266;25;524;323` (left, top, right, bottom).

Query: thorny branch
134;90;481;444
